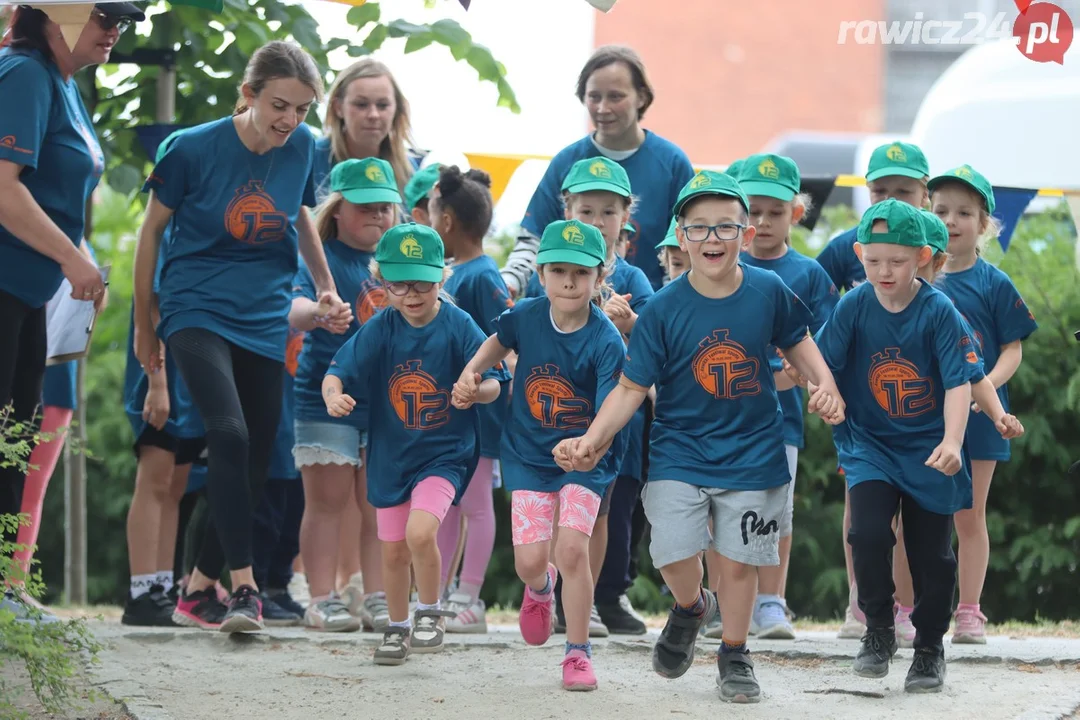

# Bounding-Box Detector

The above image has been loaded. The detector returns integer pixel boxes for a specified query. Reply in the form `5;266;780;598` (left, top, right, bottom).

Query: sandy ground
84;623;1080;720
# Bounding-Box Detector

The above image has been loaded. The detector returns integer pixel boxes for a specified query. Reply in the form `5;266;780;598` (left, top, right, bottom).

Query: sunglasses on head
91;9;133;33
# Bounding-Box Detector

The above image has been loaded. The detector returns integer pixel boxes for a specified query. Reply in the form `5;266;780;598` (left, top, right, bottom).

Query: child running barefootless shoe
324;224;508;665
556;171;845;703
813;200;987;693
459;220;626;691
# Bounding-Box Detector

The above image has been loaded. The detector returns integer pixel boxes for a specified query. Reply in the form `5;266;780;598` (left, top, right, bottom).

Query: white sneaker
287;572;310;609
304;595;361;633
618;593;646;623
589;605;609;638
339;572;365;616
358;592;390;632
751;598;795;640
444;592;487;634
838;605;866;639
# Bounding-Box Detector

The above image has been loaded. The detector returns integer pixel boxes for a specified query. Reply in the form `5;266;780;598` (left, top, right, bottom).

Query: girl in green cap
655;219;689;283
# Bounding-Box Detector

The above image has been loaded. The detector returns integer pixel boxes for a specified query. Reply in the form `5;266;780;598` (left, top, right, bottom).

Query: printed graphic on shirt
524;364;592;429
225;180;289;245
388;360;451;430
285;328;305;378
868;348;935;418
356;278;388;325
0;135;31;155
692;330;762;399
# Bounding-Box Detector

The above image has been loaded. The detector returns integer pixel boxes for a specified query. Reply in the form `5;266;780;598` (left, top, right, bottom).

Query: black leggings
169;328;284;577
0;290;47;543
848;480;956;650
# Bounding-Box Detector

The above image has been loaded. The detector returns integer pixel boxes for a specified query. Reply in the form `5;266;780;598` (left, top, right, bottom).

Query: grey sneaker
373;625;411;665
359;592;390;632
304;595;360;633
411;608;456;653
853;627;898;678
1;591;59;625
838;605;866;639
716;651;761;703
904;647;946;693
702;610;724;639
652;589;718;679
589;605;609;638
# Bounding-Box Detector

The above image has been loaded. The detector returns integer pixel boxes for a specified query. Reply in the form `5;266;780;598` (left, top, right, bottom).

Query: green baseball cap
331;157;402;205
536;219;606;267
725;158;745;178
673;170;750;218
404;163;442;210
865;141;929;182
655;218;680;249
857;198;926;247
622;221;635;234
375;223;445;282
918;210;949;255
561;157;632;197
737;153;801;202
927;165;996;214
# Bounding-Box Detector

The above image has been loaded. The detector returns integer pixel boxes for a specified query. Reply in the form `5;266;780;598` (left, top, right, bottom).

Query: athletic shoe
265;587;305;618
596;596;647;635
561;650;598;691
412;608;455;652
122;585;177;627
519;564;556;646
340;572;364;616
444;593;487;634
0;591;59;625
359;592;390;632
304;595;360;632
751;598;795;640
951;606;988;644
838;605;866;639
589;605;610;638
904;646;946;693
219;585;263;634
260;592;302;627
652;590;717;679
895;605;915;648
853;627;898;678
287;571;310;609
716;650;761;703
373;626;411;666
172;587;227;630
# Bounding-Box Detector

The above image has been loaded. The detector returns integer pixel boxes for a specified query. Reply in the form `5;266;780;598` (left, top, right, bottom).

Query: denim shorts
293;419;368;469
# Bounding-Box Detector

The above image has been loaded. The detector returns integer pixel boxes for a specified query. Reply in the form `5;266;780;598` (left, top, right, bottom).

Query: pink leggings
14;406;72;573
375;476;456;542
436;457;496;595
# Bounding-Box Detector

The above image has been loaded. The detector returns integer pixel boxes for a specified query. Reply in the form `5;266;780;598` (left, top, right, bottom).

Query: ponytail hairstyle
313;191;345;242
234;41;324;115
433;166;494;242
1;7;53;63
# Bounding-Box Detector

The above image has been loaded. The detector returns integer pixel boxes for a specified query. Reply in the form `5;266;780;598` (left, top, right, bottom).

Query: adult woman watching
0;3;141;555
500;44;694;294
132;41;345;633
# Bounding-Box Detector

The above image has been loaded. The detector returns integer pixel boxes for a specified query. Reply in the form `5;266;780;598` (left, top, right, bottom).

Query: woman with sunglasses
0;2;141;617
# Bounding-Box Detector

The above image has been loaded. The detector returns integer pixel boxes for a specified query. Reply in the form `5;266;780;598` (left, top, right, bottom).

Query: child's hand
604;294;635;334
315;301;354;334
325;392;356;418
807;382;846;425
452;372;482;409
995;413;1024;439
925;440;962;475
143;386;170;431
782;358;808;388
552;438;577;472
568;434;608;472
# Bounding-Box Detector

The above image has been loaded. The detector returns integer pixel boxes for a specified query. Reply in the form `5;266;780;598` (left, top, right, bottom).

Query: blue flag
991;186;1037;253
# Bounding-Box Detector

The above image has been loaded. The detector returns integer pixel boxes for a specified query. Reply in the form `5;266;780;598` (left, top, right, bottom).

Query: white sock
156;571;174;593
130;573;157;599
416;600;441;612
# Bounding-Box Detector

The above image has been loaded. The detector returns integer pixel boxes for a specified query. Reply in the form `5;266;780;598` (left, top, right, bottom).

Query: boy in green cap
813;198;985;693
554;170;844;703
655;218;688;283
455;218;627;690
404;163;443;227
324;222;508;664
815;140;931;641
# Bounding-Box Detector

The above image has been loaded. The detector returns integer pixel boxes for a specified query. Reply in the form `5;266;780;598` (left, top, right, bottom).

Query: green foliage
91;0;518;194
1;414;104;720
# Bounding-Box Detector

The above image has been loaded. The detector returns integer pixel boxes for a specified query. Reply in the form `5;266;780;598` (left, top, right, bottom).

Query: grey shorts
780;444;798;537
643;479;789;568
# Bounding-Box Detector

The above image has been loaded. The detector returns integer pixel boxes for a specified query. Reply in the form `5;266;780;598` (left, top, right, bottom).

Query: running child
455;219;626;690
813;199;984;693
292;157;400;633
324;223;506;664
929;166;1037;643
736;154;840;639
429;165;512;633
556;171;844;703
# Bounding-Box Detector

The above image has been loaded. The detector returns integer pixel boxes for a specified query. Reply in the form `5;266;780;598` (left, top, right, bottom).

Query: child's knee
721;559;755;583
383;539;411;567
405;512;439;552
554;535;589;575
848;521;895;554
514;546;549;581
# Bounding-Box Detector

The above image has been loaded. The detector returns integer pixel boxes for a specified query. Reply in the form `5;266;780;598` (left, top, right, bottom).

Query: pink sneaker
561;650;597;691
894;605;915;648
519;564;556;646
952;606;988;644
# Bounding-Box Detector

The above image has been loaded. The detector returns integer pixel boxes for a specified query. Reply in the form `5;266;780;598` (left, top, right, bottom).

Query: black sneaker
122;585;177;627
166;584;180;607
597;599;647;635
265;588;305;617
172;586;227;629
904;646;946;693
260;592;301;627
853;627;898;678
219;585;264;634
716;650;761;703
652;589;718;679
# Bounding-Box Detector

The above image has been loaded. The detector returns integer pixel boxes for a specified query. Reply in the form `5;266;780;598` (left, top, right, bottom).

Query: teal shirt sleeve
327;319;376;406
0;58;50;170
625;266;655;313
475;267;514;335
814;293;856;373
806;264;840;334
622;301;665;388
292;260;316;301
462;311;510;384
933;297;985;390
990;272;1038;346
494;302;523;352
771;279;813;351
144;141;190;209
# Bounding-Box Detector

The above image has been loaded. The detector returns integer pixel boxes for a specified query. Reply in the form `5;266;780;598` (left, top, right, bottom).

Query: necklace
236;114;276;187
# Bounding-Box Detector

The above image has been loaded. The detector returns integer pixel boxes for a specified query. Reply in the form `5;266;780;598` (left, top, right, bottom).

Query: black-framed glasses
681;223;746;243
385;280;435;296
91;10;133;33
